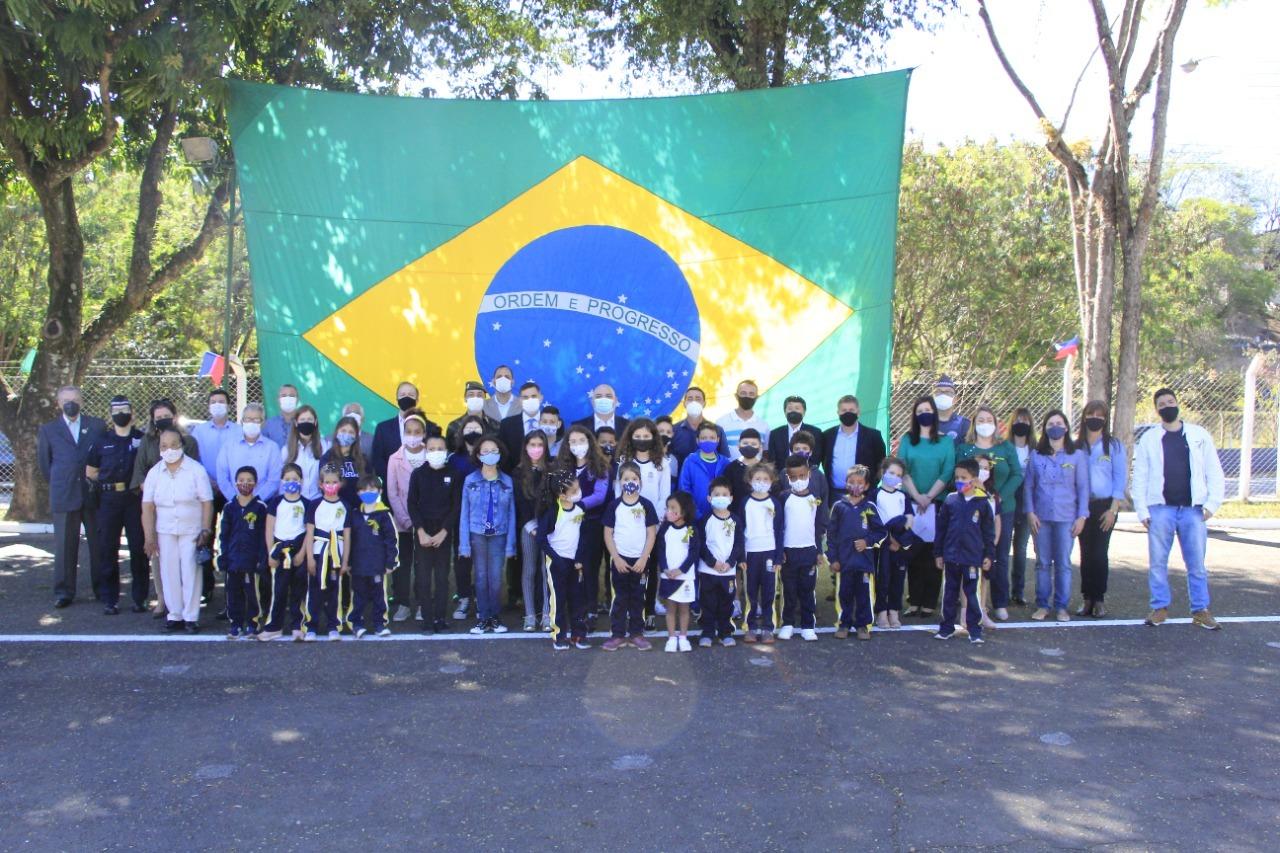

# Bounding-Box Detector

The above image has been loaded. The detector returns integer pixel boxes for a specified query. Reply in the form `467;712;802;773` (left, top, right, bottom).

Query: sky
534;0;1280;188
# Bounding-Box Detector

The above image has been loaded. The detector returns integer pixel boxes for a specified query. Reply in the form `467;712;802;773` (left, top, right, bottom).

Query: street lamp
180;136;240;370
1179;56;1220;74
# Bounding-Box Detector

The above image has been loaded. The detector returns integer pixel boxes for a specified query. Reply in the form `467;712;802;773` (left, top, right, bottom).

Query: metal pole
1239;354;1263;501
1061;353;1074;422
222;168;238;365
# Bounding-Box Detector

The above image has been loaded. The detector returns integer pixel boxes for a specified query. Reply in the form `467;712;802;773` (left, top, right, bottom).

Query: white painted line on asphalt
0;614;1277;643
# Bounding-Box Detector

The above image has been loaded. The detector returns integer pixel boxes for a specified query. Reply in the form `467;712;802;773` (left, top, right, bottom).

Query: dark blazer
371;414;440;482
820;424;887;490
768;422;825;467
571;414;630;439
37;415;106;513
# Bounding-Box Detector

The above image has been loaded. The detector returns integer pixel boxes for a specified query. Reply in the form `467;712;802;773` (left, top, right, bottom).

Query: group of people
36;369;1227;646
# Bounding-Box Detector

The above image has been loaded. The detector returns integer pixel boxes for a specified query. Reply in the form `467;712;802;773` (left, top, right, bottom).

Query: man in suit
768;395;824;467
820;394;886;497
498;381;545;473
371;381;440;483
37;385;107;608
572;383;629;440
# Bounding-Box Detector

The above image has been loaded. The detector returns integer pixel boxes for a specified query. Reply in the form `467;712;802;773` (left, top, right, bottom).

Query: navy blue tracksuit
698;512;745;641
537;502;591;643
780;490;828;631
742;495;785;633
826;496;886;631
871;487;918;614
264;495;310;634
935;490;996;639
86;427;148;607
219;496;269;630
349;504;399;632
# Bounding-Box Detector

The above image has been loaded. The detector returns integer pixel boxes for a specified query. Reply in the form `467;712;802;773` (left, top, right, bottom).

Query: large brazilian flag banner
227;71;910;432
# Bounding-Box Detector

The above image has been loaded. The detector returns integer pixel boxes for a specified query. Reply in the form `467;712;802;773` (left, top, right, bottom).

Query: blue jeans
1034;520;1075;610
1011;511;1033;599
1146;505;1210;612
989;512;1014;608
469;532;507;621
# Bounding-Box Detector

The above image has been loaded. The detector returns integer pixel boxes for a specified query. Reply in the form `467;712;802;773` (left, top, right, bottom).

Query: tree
573;0;954;90
0;1;562;520
977;0;1191;441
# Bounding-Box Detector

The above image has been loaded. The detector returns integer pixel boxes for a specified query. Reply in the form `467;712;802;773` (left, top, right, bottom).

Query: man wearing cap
447;381;498;449
85;395;149;614
933;375;970;442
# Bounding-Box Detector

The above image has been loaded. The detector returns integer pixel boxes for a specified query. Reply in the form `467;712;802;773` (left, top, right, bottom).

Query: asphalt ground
1;526;1278;851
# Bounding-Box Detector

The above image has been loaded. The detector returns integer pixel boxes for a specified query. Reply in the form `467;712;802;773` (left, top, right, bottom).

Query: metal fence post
1239;354;1263;501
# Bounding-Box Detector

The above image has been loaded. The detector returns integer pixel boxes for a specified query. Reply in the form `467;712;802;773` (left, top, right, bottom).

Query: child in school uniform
741;462;784;644
698;477;744;647
778;454;827;642
303;465;352;641
616;418;672;628
260;463;311;642
537;469;590;650
348;475;399;638
971;454;1002;632
872;456;917;630
657;491;701;652
219;466;269;639
828;465;886;641
934;458;996;644
407;433;460;634
602;462;659;650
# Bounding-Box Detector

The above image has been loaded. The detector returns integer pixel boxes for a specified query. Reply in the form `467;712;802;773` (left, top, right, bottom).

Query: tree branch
47;54;118;184
1116;0;1145;78
125;105;179;291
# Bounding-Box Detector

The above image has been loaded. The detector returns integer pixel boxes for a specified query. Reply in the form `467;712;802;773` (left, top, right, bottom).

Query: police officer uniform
86;395;150;613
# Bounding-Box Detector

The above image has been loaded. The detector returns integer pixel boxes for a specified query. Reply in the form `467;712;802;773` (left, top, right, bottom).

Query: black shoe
103;604;120;616
420;623;434;635
54;597;72;609
432;619;449;633
131;602;147;613
184;622;200;634
1011;596;1027;607
215;609;231;622
163;620;183;632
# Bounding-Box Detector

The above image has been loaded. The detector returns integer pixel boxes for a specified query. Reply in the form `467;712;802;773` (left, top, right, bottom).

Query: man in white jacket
1131;388;1224;630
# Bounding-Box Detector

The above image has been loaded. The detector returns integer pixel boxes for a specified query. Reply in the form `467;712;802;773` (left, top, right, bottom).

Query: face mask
569;442;589;459
709;495;732;511
975;422;996;438
751;479;771;494
1158;405;1179;424
521;397;541;416
397;395;417;412
295;421;317;438
465;396;485;413
479;451;501;466
463;432;482;446
1046;425;1067;441
956;479;974;493
242;421;262;440
915;412;936;428
237;482;256;497
847;483;865;496
404;434;424;450
160;448;183;464
321;483;341;498
736;395;757;411
405;449;427;468
526;445;545;461
632;437;654;453
62;401;81;419
881;472;902;489
209;403;228;420
153;417;174;432
281;481;302;496
1011;422;1032;438
278;396;298;414
593;397;615;415
335;432;356;448
1084;416;1106;432
978;469;991;483
739;445;760;460
839;411;859;427
665;510;682;524
111;412;132;428
601;445;615;457
358;490;381;505
790;478;810;492
685;401;704;418
426;450;448;469
793;449;811;460
698;439;717;455
658;434;672;447
540;424;559;439
621;481;641;495
345;411;363;426
785;410;804;425
566;490;582;504
494;377;513;394
934;394;954;412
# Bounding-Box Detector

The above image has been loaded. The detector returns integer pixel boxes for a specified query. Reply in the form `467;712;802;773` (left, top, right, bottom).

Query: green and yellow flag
228;71;910;432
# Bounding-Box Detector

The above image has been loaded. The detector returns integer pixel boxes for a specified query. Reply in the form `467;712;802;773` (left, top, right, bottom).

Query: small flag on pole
1053;337;1080;361
198;351;226;386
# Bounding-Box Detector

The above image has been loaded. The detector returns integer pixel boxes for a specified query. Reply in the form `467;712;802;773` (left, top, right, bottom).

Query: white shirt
783;492;820;549
607;497;656;559
311;499;348;556
546;503;584;560
494;396;514;420
1015;444;1030;468
743;495;778;555
699;514;738;574
272;496;308;541
593;414;619;432
64;415;82;443
662;523;694;578
718;410;770;461
142;456;213;535
875;488;908;523
288;442;325;500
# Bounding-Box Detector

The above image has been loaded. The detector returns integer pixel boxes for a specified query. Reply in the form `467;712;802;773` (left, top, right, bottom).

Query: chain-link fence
2;358;1277;501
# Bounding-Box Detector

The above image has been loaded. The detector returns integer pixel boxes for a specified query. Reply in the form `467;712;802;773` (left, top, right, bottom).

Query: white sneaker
469;621;485;635
664;636;678;653
994;608;1009;621
731;599;742;620
327;630;340;641
523;617;537;631
414;607;423;621
800;628;818;642
677;636;692;652
453;598;470;620
391;605;411;623
777;625;795;641
257;630;282;642
375;627;391;637
721;637;736;647
355;627;368;639
493;622;509;634
303;631;317;642
655;601;667;616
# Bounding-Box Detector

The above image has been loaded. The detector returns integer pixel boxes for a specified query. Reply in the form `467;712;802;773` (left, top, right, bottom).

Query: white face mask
494;377;513;394
426;450;448;469
405;448;427;468
278;395;298;414
208;403;228;419
242;421;262;440
751;479;771;494
975;422;996;438
160;448;183;464
404;434;424;450
791;478;810;492
521;397;541;416
934;394;954;412
569;442;589;459
978;468;991;483
685;401;704;418
465;396;485;413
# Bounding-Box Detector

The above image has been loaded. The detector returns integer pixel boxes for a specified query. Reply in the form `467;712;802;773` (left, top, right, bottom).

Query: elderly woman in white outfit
142;428;213;633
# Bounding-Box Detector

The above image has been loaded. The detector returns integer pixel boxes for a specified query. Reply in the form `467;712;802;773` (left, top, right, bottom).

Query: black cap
464;380;486;394
109;395;131;408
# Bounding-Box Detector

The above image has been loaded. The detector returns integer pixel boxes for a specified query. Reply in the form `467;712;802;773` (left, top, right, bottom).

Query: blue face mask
358;490;380;505
593;397;615;415
881;472;902;489
621;481;640;495
957;479;974;493
708;495;732;511
1045;425;1068;441
281;481;302;495
479;451;501;466
335;432;356;448
698;439;717;455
